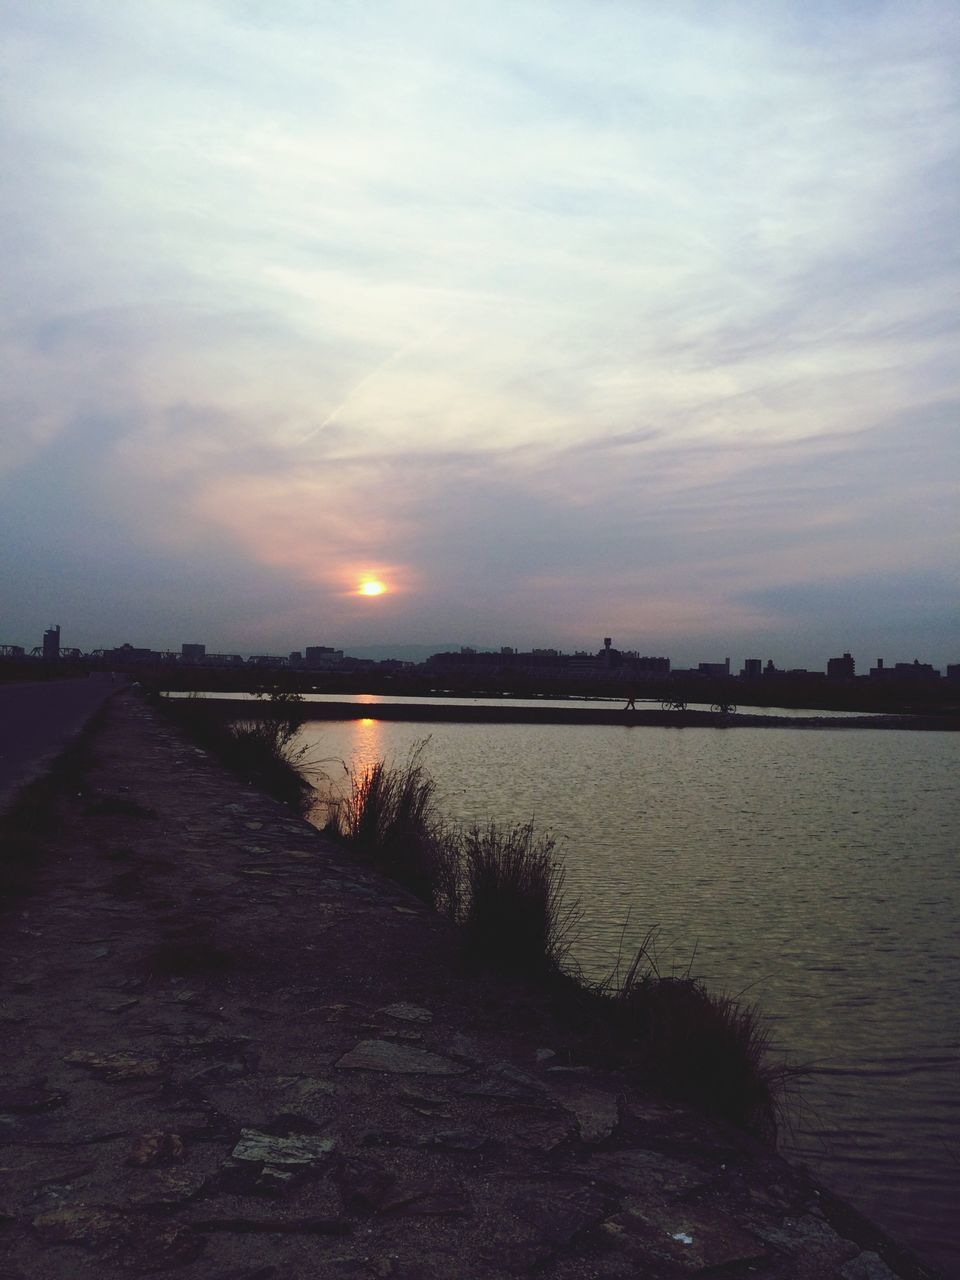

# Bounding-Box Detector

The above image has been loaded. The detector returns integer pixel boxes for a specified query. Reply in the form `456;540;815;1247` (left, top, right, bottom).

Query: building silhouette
827;652;855;679
42;625;61;662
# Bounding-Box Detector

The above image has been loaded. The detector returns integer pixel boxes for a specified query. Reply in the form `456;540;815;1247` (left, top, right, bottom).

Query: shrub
576;934;785;1136
223;715;315;814
459;821;579;976
335;745;457;908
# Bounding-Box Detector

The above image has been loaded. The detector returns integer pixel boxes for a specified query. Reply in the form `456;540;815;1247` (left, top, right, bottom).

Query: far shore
176;696;959;731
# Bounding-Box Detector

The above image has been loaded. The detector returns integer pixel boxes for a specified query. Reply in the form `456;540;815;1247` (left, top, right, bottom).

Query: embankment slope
0;692;942;1278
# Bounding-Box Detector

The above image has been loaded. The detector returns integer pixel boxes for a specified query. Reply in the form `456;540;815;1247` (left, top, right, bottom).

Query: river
288;696;958;1276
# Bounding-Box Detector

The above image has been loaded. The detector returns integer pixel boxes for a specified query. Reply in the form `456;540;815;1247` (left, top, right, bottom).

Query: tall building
181;643;206;663
698;658;731;677
827;652;855;679
305;645;344;669
42;625;61;661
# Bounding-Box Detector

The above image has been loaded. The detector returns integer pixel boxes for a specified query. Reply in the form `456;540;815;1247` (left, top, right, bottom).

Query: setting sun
359;579;386;597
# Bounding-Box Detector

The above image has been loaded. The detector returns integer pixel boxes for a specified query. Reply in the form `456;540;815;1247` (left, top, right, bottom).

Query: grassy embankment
156;691;316;817
157;692;792;1137
330;743;790;1138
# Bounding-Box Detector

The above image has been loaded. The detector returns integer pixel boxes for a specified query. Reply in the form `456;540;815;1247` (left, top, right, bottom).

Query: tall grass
332;749;577;952
459;821;579;975
159;693;316;815
334;746;794;1137
333;745;458;908
569;931;787;1136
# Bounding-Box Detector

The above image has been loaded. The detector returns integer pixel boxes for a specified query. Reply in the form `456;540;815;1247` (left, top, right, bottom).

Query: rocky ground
0;692;941;1279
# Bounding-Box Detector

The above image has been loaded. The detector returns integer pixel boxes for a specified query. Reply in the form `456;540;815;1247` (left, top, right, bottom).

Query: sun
359;579;386;597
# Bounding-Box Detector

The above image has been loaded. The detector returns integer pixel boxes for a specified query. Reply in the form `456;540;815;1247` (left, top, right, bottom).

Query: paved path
0;694;939;1279
0;675;119;814
190;697;958;731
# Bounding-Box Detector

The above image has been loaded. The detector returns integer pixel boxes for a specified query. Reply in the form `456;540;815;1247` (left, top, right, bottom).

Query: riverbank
164;696;959;730
0;692;942;1278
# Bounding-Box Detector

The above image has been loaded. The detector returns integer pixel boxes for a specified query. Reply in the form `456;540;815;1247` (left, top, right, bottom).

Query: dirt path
0;693;939;1279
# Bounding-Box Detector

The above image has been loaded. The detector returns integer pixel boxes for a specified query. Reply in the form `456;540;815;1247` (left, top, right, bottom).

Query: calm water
294;708;959;1276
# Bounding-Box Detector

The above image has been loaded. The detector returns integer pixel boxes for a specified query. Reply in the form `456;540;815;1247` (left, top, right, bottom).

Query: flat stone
189;1213;350;1234
610;1202;768;1272
396;1185;470;1216
98;997;141;1014
276;1076;337;1102
378;1002;433;1024
230;1129;337;1165
462;1063;550;1101
128;1130;185;1166
30;1160;97;1189
126;1165;216;1206
336;1040;468;1076
361;1127;488;1153
397;1089;448;1107
479;1178;607;1271
337;1155;398;1212
32;1207;205;1267
448;1032;482;1064
63;1050;165;1081
752;1213;859;1266
510;1116;576;1151
33;1206;132;1247
0;1085;67;1114
842;1251;901;1280
336;1156;468;1216
551;1081;620;1144
584;1148;706;1197
420;1129;489;1152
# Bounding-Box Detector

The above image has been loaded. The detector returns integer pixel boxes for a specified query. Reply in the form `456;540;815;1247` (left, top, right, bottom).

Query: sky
1;0;957;668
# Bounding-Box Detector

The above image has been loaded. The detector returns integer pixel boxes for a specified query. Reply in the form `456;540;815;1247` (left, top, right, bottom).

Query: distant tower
42;624;61;662
603;637;612;666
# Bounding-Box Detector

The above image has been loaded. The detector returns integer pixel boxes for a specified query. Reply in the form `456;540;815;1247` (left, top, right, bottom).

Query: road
0;674;120;814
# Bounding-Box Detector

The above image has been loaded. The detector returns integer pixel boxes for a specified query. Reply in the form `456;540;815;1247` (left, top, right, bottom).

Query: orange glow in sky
359;579;386;597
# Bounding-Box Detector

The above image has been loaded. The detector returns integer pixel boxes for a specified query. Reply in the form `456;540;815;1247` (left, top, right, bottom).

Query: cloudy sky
2;1;957;666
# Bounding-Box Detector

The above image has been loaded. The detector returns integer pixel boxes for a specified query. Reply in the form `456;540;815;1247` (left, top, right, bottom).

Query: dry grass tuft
459;821;580;976
334;744;458;909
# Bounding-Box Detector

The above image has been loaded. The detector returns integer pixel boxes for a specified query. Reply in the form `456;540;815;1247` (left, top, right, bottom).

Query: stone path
0;693;940;1279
